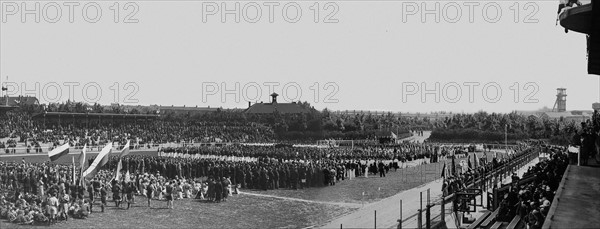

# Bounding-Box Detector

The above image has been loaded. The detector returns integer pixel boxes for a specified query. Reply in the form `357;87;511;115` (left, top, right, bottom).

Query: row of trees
9;101;594;144
428;111;587;145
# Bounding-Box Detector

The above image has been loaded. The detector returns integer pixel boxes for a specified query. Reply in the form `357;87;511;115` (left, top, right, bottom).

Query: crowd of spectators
495;149;569;229
0;110;276;154
441;144;533;196
0;161;91;225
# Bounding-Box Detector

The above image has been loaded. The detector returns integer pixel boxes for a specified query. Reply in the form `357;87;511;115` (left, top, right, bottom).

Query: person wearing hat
100;184;107;212
47;193;59;223
126;182;137;209
527;202;543;229
87;182;95;212
540;199;551;216
165;181;174;209
146;180;155;208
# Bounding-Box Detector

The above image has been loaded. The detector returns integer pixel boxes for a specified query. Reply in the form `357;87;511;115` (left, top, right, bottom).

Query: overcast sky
0;0;597;113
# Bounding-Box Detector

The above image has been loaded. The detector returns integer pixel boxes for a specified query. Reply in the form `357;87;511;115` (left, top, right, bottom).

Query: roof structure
0;96;39;106
245;93;311;114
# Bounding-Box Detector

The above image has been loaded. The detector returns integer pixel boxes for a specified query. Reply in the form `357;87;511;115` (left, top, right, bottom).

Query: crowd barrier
401;147;540;229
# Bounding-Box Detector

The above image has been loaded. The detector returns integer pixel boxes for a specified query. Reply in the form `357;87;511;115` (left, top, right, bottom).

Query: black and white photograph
0;0;599;228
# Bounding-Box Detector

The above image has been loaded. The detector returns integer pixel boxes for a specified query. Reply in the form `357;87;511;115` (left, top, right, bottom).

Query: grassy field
245;161;447;204
0;194;356;229
0;151;505;228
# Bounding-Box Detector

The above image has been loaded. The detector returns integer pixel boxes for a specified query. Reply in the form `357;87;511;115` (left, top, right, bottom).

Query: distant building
158;105;222;115
0;96;39;106
517;109;592;122
332;110;453;120
245;93;311;114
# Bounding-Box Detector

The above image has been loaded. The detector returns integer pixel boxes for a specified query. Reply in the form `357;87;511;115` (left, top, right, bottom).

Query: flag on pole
114;158;122;181
441;162;446;178
468;155;472;170
48;143;70;162
119;140;131;157
78;144;87;186
79;144;87;172
82;143;113;178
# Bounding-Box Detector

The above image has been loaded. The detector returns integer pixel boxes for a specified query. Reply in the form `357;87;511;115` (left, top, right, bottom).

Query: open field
0;193;356;229
245;161;446;204
0;149;510;228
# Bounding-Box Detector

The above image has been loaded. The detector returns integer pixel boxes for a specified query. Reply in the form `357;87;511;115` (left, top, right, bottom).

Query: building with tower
245;93;312;114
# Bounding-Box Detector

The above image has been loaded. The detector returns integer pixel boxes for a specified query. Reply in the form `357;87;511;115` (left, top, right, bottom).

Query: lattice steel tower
553;88;567;112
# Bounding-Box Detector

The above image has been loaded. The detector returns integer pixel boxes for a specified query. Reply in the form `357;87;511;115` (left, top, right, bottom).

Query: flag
114;158;122;181
119;140;131;157
451;155;456;176
125;170;131;183
79;144;87;172
468;155;472;170
78;144;87;186
82;143;113;178
441;162;446;178
48;143;70;162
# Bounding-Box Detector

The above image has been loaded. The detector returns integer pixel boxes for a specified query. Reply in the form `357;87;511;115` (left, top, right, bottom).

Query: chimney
248;101;251;108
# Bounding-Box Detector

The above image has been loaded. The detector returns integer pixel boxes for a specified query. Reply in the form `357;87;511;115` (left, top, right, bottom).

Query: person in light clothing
47;193;59;223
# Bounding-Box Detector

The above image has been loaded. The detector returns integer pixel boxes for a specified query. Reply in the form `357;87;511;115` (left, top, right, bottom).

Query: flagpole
505;124;508;155
72;156;75;184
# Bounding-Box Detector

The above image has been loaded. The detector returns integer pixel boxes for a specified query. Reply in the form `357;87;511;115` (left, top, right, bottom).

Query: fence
404;148;540;229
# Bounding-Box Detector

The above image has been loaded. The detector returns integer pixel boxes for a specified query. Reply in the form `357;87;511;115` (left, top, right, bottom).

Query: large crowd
157;142;456;161
0;161;87;225
0;105;598;228
1;111;276;153
496;149;569;229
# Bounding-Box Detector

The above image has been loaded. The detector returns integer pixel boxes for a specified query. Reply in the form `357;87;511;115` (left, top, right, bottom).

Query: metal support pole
441;196;445;223
426;189;431;229
400;199;403;229
375;210;377;229
418;192;423;229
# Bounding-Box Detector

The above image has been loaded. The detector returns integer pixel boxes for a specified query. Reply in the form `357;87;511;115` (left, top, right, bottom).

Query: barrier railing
406;148;540;229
